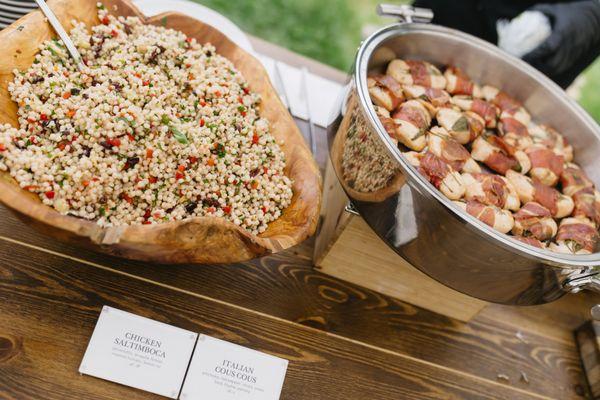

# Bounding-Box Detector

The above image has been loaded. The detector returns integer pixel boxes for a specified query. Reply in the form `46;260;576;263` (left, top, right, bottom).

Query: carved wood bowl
0;0;321;264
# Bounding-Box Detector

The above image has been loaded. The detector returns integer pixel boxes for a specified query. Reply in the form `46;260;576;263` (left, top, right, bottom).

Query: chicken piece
512;202;558;241
571;188;600;227
386;59;446;89
561;163;595;197
505;170;574;218
549;217;598;255
451;95;499;128
427;126;481;173
391;100;431;151
481;85;531;125
462;172;520;211
513;236;547;249
367;74;405;111
406;151;466;200
498;112;533;150
528;124;573;162
374;106;398;143
471;133;531;175
525;145;564;187
454;200;514;233
403;85;451;115
444;66;482;97
436;108;485;144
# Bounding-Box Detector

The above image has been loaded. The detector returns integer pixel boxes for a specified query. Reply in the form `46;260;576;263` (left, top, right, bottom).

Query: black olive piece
185;201;198;214
70;88;81;95
125;156;140;169
100;141;112;150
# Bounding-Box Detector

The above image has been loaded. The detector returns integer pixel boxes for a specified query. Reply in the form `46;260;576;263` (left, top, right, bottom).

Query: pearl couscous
0;4;293;235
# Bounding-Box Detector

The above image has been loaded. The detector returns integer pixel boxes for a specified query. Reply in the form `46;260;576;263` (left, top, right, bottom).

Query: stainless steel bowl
327;5;600;305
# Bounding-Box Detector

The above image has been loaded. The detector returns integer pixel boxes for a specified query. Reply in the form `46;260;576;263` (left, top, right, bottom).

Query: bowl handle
376;4;433;24
563;271;600;294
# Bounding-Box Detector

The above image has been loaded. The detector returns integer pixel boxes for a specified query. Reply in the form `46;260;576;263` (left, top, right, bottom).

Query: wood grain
0;205;589;399
0;241;547;400
0;0;322;264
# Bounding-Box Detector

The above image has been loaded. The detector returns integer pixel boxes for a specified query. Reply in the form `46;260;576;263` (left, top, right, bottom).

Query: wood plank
317;216;488;322
0;207;588;399
0;241;547;400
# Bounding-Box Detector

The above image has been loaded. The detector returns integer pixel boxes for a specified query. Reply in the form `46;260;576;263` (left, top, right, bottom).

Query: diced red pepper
238;97;243;104
101;16;110;25
121;193;133;204
215;90;221;97
223;205;231;214
146;148;153;159
40;113;49;121
92;177;100;182
199;100;206;107
207;206;216;213
243;87;250;95
142;80;150;86
252;133;259;145
143;209;151;219
82;180;90;187
185;37;193;43
127;133;135;142
188;156;198;164
0;144;5;151
178;165;186;172
23;185;39;191
109;138;121;147
111;30;119;38
63;92;71;99
45;191;55;199
251;181;259;189
134;73;142;78
142;220;152;225
148;176;158;184
66;110;76;118
175;172;184;180
199;118;205;127
261;206;267;213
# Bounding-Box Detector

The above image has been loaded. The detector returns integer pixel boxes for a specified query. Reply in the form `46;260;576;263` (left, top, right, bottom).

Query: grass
192;0;600;122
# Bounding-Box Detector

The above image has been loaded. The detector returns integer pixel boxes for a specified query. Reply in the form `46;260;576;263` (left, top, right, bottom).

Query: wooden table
0;37;598;400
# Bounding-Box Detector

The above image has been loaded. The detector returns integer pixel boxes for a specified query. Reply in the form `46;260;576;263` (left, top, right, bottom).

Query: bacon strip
392;104;427;131
532;181;559;216
526;146;564;186
561;163;594;196
471;99;498;128
555;220;598;254
572;188;600;226
445;67;474;95
406;61;431;87
513;202;556;241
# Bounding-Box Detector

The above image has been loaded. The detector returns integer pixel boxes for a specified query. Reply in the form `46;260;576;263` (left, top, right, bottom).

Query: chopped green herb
160;115;171;125
171;127;189;144
99;207;106;216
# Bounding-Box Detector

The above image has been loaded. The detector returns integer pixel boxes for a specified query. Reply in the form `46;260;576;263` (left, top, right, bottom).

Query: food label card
180;335;288;400
79;306;198;399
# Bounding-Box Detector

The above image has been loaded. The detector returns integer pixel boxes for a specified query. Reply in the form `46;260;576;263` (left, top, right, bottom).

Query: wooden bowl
0;0;321;264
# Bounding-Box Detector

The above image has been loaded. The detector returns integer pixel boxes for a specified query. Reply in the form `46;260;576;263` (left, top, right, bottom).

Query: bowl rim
355;22;600;268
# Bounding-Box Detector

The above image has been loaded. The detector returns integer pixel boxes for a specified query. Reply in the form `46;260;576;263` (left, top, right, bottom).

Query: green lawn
192;0;600;122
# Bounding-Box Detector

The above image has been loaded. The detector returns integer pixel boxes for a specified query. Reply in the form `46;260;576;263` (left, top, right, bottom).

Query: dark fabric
412;0;598;88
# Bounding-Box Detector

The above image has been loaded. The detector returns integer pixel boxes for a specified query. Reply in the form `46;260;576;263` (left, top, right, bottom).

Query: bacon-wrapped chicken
528;124;573;162
481;85;531;125
406;151;466;200
461;172;520;211
444;66;482;97
512;202;558;241
513;236;547;249
561;163;595;196
454;200;514;233
525;145;564;187
549;217;598;255
505;170;574;218
571;188;600;227
451;96;499;128
367;75;405;111
436;108;485;144
427;126;481;173
390;100;431;151
374;106;398;141
498;112;533;150
386;59;446;89
403;85;451;114
471;133;531;175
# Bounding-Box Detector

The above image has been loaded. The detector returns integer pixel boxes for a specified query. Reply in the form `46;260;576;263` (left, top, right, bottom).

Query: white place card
180;335;288;400
79;306;198;399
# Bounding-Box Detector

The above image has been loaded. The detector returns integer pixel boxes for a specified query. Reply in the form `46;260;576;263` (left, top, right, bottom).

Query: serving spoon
33;0;85;70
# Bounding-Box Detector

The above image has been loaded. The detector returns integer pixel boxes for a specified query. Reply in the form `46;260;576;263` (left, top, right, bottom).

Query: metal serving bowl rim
354;22;600;267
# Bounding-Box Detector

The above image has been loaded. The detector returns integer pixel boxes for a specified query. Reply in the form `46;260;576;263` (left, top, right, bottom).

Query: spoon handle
33;0;85;70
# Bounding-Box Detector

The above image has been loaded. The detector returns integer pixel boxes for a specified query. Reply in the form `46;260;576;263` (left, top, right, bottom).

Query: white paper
79;306;198;399
180;335;288;400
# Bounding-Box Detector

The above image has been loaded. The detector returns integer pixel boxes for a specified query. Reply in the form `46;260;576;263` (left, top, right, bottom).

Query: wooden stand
314;158;487;322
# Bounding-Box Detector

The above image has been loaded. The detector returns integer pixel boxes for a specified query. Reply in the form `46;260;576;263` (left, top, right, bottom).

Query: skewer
301;66;317;155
